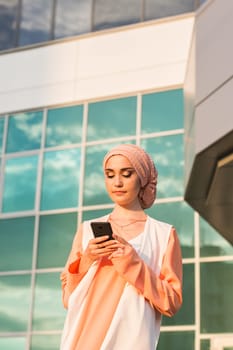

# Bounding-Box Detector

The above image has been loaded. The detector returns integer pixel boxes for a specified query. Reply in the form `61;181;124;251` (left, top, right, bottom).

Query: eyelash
106;172;132;178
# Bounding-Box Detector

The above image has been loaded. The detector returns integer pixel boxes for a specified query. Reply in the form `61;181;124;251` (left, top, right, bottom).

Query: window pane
3;155;38;212
0;216;34;271
157;331;194;350
141;89;184;133
0;0;18;50
32;272;66;331
93;0;141;31
37;212;77;269
201;261;233;333
0;116;4;154
54;0;92;38
200;217;233;257
40;148;81;210
82;209;112;221
145;0;195;21
0;274;31;332
46;105;83;147
87;97;137;141
83;142;135;206
30;334;61;350
162;263;194;325
6;111;43;153
141;135;184;198
147;201;194;258
201;339;210;350
0;337;26;350
19;0;53;46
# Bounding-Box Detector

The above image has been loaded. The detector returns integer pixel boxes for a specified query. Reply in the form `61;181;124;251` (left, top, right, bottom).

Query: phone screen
90;222;113;240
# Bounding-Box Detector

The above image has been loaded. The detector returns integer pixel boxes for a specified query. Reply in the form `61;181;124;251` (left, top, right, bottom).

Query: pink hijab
103;144;158;209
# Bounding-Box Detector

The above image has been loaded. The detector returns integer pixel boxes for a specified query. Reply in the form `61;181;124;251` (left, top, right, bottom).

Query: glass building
0;1;232;350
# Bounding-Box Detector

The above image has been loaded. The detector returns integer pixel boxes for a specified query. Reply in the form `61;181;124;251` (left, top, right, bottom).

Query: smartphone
90;222;113;241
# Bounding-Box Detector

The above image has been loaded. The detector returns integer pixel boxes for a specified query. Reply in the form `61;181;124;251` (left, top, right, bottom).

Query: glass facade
0;0;206;52
0;88;232;350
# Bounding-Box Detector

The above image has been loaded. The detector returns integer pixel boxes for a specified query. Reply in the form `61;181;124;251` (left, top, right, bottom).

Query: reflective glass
46;105;83;147
200;217;233;257
141;135;184;198
141;89;184;133
40;148;81;210
54;0;92;38
0;0;18;51
157;331;194;350
0;116;4;154
0;337;26;350
0;216;34;271
37;212;77;269
201;261;233;333
3;155;38;212
162;263;194;325
0;274;31;332
19;0;53;46
6;111;43;153
145;0;195;21
87;97;137;141
32;272;66;330
201;339;210;350
93;0;141;31
83;142;135;206
82;209;112;222
147;201;194;258
30;334;61;350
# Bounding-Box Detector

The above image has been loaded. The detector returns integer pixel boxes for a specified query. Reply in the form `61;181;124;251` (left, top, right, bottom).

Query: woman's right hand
82;236;118;263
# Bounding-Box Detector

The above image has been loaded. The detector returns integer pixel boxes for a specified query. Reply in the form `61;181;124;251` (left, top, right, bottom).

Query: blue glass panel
0;0;18;50
18;0;53;46
200;217;233;257
145;0;195;21
32;272;66;331
162;264;194;325
54;0;92;38
0;337;26;350
6;111;43;153
141;89;184;133
0;274;31;332
82;209;112;221
93;0;141;31
37;212;77;269
141;134;184;198
0;216;34;271
0;116;4;154
3;155;38;212
30;334;61;350
46;105;83;147
40;148;81;210
147;201;194;258
201;261;233;333
87;97;137;141
157;331;194;350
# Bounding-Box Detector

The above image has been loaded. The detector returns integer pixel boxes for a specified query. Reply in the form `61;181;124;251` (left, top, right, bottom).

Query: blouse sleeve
60;224;86;309
110;227;183;317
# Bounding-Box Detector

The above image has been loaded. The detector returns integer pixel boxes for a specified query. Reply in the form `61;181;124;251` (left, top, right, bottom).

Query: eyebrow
105;167;135;171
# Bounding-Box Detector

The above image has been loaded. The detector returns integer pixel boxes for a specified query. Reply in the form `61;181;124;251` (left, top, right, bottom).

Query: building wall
0;12;233;350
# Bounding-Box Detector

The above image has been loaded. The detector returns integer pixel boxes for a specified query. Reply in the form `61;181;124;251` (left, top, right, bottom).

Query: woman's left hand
108;234;132;258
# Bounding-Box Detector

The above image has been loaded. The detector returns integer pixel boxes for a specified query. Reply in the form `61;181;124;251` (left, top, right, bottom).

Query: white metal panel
0;16;194;114
196;0;233;104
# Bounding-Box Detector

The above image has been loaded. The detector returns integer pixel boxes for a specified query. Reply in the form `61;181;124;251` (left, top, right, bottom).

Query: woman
60;144;183;350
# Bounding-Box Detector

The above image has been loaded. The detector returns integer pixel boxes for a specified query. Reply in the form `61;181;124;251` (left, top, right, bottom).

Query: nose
114;175;123;187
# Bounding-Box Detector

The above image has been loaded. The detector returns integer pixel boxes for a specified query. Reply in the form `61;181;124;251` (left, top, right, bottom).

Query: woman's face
104;155;141;208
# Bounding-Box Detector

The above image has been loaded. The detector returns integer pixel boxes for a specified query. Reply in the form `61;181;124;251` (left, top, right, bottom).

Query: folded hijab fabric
103;144;158;209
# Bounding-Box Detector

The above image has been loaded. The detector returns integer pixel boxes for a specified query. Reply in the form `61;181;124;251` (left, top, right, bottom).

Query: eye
122;170;133;178
105;171;114;178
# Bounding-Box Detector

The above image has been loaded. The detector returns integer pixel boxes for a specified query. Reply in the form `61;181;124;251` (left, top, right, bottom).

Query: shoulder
148;216;173;232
